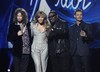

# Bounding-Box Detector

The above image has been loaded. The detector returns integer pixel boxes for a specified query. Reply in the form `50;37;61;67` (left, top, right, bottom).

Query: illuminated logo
46;0;100;23
55;0;92;10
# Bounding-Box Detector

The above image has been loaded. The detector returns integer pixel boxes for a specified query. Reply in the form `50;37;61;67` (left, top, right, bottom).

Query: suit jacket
69;21;93;56
7;22;32;57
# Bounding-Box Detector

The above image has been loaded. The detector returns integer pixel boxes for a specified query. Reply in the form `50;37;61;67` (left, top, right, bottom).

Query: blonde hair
34;11;50;29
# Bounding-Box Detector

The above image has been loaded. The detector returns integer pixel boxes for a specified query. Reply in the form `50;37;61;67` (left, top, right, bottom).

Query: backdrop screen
0;0;100;48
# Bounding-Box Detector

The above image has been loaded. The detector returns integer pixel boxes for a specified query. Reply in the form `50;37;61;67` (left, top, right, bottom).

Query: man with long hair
7;8;31;72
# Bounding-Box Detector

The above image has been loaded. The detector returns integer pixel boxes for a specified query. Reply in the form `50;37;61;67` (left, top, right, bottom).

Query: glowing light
55;0;92;10
7;69;10;72
30;0;33;6
83;0;91;10
30;0;39;21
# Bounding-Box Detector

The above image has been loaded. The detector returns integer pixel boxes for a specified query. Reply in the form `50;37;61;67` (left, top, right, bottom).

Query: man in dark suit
7;8;31;72
69;9;93;72
48;10;71;72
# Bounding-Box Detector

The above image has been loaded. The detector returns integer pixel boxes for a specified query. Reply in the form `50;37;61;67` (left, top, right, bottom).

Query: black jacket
48;19;70;56
7;22;32;57
69;21;93;56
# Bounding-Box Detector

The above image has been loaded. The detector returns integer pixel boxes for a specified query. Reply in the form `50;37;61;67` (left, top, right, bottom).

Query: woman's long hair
34;11;50;29
13;8;28;24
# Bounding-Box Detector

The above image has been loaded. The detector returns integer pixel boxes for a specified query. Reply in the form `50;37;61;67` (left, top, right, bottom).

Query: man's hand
17;30;23;36
80;30;87;37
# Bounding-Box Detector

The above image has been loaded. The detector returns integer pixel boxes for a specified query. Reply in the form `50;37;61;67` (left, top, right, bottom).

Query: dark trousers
49;52;71;72
13;54;29;72
72;55;90;72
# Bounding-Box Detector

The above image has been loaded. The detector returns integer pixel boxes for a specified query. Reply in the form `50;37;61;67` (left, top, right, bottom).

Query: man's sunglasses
48;15;56;18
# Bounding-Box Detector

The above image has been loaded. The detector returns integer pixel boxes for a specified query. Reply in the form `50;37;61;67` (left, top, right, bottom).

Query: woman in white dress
31;11;49;72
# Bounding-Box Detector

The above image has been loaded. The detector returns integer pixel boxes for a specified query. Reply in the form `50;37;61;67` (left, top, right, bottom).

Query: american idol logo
55;0;92;10
46;0;100;23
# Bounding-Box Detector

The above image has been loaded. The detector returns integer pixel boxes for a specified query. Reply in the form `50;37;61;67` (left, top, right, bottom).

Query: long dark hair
13;8;28;24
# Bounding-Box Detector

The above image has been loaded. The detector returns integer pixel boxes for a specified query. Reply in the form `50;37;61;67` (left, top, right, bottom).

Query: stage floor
0;48;100;72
